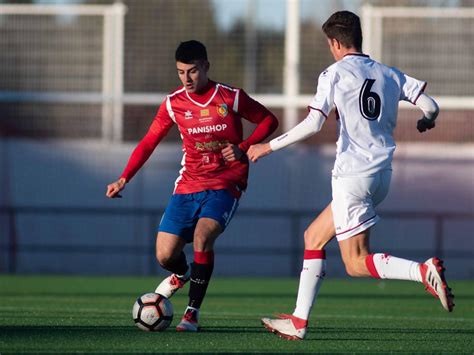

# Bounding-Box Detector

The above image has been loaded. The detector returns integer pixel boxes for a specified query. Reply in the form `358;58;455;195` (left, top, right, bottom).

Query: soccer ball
132;293;173;331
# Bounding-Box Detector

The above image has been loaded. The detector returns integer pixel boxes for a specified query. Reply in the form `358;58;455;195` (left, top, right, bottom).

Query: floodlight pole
102;2;126;142
244;0;257;93
283;0;300;132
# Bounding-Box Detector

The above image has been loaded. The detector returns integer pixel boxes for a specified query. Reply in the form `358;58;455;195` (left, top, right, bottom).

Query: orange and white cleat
261;314;308;340
176;307;199;332
420;257;455;312
155;273;190;299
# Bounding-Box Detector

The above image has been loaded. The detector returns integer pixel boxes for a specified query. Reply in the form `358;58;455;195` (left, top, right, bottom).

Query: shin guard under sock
188;250;214;309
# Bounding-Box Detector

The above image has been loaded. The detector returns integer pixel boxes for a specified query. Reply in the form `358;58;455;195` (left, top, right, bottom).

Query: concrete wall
0;139;473;278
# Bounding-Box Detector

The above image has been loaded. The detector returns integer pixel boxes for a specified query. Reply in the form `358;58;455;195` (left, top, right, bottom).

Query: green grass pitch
0;275;473;353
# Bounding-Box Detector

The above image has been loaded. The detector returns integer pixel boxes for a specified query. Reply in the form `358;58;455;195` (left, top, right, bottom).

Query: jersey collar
186;80;218;108
343;52;370;58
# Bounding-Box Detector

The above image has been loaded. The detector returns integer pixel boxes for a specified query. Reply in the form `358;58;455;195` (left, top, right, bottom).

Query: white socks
293;250;326;321
291;251;423;322
366;253;422;282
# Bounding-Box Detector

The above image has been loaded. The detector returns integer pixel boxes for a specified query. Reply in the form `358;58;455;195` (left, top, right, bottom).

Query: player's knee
193;233;206;249
156;250;174;268
345;265;358;277
193;232;216;251
303;229;325;250
343;260;365;277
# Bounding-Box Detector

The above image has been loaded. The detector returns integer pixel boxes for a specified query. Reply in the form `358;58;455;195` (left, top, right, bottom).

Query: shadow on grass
2;292;473;300
1;325;472;336
0;325;266;337
313;326;474;335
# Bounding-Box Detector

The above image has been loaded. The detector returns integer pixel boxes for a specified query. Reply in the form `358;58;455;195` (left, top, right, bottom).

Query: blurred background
0;0;472;278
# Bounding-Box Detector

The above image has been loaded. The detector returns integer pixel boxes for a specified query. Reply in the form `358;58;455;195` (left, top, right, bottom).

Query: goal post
361;5;474;110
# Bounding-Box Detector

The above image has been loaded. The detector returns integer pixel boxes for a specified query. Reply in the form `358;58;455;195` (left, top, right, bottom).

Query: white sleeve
269;109;326;151
398;71;427;104
307;68;335;117
415;93;439;121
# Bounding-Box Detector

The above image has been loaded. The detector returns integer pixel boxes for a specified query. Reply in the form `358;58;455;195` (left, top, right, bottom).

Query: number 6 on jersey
359;79;381;120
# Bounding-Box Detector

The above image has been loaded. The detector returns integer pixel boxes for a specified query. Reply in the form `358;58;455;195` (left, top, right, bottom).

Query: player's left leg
336;169;454;312
339;228;423;279
176;189;239;332
339;229;455;312
176;217;221;332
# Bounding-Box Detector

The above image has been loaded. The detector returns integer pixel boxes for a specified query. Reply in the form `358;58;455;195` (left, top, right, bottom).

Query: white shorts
331;170;392;241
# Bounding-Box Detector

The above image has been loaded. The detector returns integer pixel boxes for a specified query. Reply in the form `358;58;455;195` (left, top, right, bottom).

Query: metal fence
2;206;473;276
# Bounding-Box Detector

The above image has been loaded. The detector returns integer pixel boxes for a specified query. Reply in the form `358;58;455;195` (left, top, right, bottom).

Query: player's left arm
415;93;439;133
222;90;278;162
399;72;439;133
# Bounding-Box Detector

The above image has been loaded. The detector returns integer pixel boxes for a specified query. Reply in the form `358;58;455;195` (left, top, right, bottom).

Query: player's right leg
261;204;336;340
154;193;199;298
154;231;190;298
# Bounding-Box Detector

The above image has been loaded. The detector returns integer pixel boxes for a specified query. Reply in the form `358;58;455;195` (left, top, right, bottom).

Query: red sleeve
120;102;174;182
236;90;279;152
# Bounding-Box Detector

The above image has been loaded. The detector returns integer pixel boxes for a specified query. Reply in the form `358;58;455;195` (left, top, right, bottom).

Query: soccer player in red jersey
106;40;278;331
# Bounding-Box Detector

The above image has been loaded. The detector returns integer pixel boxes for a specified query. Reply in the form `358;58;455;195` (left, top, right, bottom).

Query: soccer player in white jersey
247;11;454;341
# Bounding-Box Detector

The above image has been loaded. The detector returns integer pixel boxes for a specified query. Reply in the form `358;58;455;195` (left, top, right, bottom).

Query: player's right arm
247;68;334;163
106;177;127;198
247;109;326;162
415;93;439;132
106;101;174;198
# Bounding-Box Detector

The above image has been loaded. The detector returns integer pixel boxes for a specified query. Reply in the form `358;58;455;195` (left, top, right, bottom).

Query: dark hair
175;40;208;63
322;11;362;50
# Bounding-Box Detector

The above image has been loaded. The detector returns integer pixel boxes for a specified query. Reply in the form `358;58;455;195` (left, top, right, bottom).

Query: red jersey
121;81;278;197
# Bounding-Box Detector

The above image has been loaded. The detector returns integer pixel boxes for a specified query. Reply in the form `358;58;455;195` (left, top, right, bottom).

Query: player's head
322;11;363;60
175;40;210;94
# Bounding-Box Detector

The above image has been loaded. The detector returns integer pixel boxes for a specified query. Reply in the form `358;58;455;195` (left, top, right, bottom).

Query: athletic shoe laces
276;313;308;329
183;309;198;323
170;274;186;288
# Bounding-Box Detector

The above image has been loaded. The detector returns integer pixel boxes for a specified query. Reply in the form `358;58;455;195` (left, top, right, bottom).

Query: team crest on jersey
184;110;193;119
217;104;228;118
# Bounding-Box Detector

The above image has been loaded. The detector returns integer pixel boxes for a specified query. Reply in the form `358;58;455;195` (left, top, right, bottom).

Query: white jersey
310;53;426;177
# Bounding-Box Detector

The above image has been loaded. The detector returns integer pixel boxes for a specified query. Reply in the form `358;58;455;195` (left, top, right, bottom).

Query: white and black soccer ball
132;293;173;331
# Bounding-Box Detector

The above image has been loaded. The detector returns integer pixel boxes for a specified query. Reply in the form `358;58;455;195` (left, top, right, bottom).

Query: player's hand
222;143;243;162
106;177;126;198
417;117;436;133
247;143;272;162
